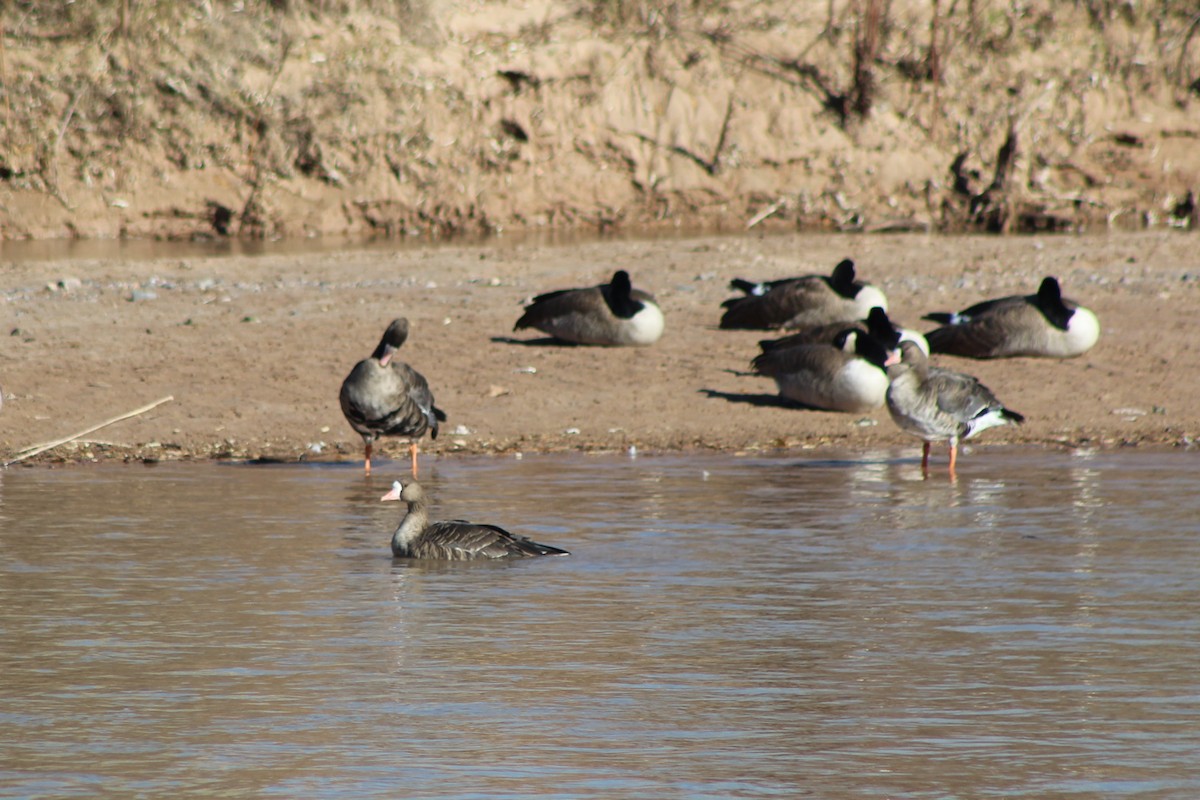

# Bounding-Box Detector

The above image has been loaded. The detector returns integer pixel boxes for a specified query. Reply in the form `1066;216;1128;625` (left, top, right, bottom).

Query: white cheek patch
393;481;403;493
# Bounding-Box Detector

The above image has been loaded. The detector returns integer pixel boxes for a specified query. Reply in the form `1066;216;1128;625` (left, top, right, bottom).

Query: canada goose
923;276;1100;358
339;318;446;477
886;341;1025;476
513;270;664;346
382;480;570;560
751;328;895;413
757;306;929;356
719;258;888;330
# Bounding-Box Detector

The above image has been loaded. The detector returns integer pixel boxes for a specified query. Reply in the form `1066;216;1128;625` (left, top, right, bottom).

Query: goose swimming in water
381;480;570;560
923;276;1099;359
719;258;888;330
886;341;1025;476
513;270;664;346
751;328;896;413
339;318;446;477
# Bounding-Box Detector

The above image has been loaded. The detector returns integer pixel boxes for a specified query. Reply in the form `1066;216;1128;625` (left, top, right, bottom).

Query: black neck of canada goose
828;259;860;298
373;318;410;365
1035;277;1074;330
603;270;642;318
864;306;901;349
833;328;889;370
855;330;892;369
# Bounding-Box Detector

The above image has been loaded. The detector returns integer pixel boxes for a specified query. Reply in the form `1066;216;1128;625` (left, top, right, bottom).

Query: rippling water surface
2;450;1198;798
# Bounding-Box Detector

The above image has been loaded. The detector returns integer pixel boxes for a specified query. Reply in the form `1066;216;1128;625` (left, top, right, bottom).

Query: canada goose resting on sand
757;306;929;356
751;328;896;413
381;480;570;560
923;276;1099;358
719;258;888;330
886;341;1025;476
513;270;664;346
340;318;446;477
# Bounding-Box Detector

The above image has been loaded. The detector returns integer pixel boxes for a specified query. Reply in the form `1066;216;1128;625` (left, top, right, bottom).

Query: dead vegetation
0;0;1197;239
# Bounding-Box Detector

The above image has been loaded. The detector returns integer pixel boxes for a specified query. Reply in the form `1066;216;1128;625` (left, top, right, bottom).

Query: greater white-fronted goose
751;328;895;413
923;276;1100;358
758;306;929;356
513;270;664;346
381;480;570;560
719;258;888;330
886;341;1025;476
339;318;446;477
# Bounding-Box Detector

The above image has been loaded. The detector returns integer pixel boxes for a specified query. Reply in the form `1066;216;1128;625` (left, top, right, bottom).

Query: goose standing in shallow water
923;276;1100;358
339;318;446;477
752;328;897;413
719;258;888;330
513;270;664;346
382;480;570;560
886;341;1025;477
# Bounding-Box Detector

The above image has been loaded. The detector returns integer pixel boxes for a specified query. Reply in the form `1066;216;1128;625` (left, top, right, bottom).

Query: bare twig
746;197;788;228
622;94;736;177
4;395;174;467
1177;12;1200;89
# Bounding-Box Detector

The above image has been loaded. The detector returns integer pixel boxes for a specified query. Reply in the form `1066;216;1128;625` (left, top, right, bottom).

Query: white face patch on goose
393;481;403;494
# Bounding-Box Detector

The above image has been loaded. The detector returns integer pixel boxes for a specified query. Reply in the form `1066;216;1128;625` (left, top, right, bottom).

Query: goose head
381;479;426;504
374;318;410;366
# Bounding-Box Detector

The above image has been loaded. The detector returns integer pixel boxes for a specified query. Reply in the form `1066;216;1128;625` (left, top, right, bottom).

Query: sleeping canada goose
757;306;929;356
751;328;895;413
719;258;888;330
923;276;1099;358
513;270;664;346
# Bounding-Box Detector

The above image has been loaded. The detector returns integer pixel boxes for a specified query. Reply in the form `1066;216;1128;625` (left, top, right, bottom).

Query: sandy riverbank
1;231;1197;468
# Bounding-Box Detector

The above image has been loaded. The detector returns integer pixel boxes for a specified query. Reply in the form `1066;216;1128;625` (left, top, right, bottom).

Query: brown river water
1;449;1198;798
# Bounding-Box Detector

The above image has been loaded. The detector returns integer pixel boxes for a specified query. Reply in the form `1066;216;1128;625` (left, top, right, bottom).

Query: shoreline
2;231;1198;469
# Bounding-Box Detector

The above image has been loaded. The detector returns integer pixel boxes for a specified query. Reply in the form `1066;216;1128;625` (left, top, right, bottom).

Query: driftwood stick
746;197;788;229
4;395;174;467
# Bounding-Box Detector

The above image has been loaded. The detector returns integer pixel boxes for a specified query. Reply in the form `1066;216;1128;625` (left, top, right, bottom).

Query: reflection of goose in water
339;318;446;477
719;258;888;330
923;276;1099;359
382;480;570;560
886;341;1024;476
513;270;664;346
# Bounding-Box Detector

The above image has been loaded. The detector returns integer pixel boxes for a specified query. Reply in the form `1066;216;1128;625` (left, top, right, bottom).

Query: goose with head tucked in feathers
719;258;888;330
381;480;570;560
751;328;896;413
513;270;664;346
886;341;1025;476
339;318;446;477
757;306;929;356
923;276;1099;359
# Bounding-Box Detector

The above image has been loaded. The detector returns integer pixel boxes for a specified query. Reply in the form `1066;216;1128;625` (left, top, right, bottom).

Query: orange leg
948;442;958;479
921;441;931;472
364;442;373;476
410;441;419;477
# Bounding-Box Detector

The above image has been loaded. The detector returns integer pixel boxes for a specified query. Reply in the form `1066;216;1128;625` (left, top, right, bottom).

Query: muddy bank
0;2;1198;242
1;231;1197;467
